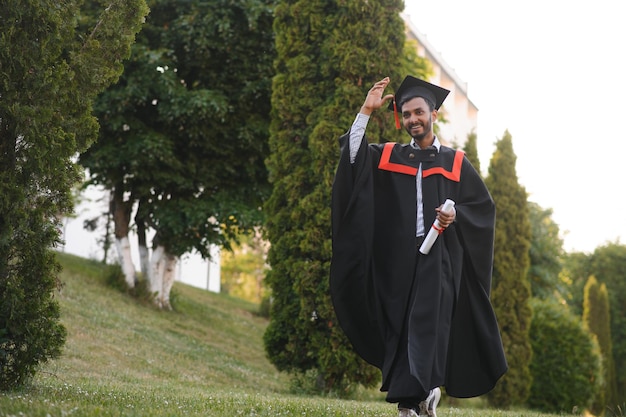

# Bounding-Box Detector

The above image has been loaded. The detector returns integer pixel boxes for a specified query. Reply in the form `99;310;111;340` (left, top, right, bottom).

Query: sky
403;0;626;253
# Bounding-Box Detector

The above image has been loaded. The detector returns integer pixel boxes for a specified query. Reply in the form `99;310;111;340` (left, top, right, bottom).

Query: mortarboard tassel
393;100;401;129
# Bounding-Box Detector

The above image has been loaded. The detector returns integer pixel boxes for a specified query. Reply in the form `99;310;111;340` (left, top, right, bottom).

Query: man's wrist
359;105;374;116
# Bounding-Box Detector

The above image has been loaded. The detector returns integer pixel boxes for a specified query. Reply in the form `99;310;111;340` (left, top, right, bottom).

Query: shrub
528;298;602;414
0;247;67;390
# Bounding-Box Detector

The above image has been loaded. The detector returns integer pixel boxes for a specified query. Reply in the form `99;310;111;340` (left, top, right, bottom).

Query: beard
406;116;433;142
412;129;428;141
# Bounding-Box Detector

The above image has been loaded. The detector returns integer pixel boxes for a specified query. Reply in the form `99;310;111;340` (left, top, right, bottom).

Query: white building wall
402;14;478;147
176;246;221;293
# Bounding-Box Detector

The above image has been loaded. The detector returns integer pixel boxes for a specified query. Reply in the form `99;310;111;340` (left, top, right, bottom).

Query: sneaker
398;408;419;417
418;387;441;417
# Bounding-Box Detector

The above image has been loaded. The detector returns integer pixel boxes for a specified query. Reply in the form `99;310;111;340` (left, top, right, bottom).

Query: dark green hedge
528;298;602;414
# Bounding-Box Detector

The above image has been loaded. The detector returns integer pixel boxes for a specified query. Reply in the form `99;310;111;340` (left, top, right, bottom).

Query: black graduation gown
330;132;507;398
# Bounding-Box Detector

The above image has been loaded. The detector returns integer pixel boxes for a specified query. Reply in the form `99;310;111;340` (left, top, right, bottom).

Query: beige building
402;14;477;147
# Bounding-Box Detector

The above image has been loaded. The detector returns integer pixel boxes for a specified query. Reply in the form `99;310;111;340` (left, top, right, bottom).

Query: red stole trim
377;142;464;182
378;143;418;175
423;149;464;182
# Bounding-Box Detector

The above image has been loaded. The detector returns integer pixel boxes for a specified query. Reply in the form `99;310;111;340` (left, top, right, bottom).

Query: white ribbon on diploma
419;199;455;255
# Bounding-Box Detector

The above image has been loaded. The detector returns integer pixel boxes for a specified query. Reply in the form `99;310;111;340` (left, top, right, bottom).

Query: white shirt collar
410;136;441;151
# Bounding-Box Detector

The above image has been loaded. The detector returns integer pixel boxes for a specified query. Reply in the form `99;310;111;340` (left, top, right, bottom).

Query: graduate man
330;76;507;417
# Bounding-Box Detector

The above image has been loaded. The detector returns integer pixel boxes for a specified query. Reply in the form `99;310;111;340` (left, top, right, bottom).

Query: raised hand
360;77;395;116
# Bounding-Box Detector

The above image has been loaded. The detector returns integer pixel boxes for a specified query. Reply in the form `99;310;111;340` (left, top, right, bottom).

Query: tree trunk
136;219;149;278
147;243;176;309
161;253;177;310
115;236;135;287
148;244;164;306
102;197;113;264
111;185;135;288
138;243;149;279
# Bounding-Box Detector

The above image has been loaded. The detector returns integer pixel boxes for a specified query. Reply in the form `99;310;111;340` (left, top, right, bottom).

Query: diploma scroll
419;199;455;255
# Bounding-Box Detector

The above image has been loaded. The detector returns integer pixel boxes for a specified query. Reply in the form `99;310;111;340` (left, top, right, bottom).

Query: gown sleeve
329;131;385;368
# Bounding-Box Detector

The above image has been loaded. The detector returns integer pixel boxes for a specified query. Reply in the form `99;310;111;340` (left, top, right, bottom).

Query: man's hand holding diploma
419;199;456;254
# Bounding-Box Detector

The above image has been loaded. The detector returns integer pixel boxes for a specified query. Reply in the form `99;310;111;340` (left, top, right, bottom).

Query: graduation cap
389;76;450;128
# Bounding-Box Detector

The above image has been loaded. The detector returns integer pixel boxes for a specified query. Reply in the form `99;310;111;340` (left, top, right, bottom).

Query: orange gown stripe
378;142;464;182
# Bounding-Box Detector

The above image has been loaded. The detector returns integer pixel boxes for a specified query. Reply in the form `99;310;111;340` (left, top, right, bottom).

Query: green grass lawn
0;253;561;416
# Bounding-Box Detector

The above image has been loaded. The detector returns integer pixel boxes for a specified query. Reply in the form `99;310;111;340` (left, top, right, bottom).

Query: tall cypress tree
263;0;430;393
562;244;626;406
485;130;533;407
588;244;626;405
0;0;147;389
462;130;481;175
584;275;617;414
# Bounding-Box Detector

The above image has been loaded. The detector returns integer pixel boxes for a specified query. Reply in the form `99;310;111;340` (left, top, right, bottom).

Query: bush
0;243;67;390
528;298;602;414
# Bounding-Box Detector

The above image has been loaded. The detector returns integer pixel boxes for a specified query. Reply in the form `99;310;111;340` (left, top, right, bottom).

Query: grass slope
0;253;557;416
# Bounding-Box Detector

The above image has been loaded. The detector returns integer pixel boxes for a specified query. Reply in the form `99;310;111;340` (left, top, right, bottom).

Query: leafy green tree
0;0;147;389
528;298;602;414
80;0;275;308
561;250;593;311
584;275;617;415
263;0;431;393
485;130;533;407
527;201;566;301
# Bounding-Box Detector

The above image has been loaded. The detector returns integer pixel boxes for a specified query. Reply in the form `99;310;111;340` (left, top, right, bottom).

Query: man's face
401;96;436;142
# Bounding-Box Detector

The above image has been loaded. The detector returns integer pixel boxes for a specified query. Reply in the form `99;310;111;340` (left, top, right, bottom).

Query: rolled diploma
419;199;456;255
